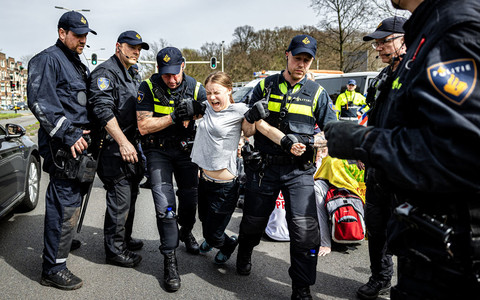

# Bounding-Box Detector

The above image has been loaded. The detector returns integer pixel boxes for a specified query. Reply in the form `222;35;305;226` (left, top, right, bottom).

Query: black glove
244;100;269;124
324;121;373;159
280;134;298;152
170;109;181;124
175;99;206;120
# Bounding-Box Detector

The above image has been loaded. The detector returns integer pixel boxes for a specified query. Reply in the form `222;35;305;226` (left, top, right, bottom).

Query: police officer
237;34;337;300
88;31;149;268
325;0;480;299
27;11;96;290
356;16;407;300
136;47;206;292
335;79;367;121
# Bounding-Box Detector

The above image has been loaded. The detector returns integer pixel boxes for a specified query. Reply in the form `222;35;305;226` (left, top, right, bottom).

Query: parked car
233;78;263;104
315;71;379;102
15;102;27;110
0;123;41;220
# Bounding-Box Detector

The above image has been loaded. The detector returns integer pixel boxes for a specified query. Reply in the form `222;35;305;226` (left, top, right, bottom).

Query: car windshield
233;86;253;103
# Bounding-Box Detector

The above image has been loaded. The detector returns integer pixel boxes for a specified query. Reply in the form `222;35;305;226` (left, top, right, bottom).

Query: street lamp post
55;6;90;12
221;41;225;72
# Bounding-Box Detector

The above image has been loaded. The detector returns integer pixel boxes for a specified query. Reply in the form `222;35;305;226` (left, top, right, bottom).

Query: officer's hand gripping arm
244;100;270;124
324;121;373;160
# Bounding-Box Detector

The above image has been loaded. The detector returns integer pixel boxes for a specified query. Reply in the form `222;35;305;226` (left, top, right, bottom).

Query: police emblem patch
137;91;144;103
427;58;477;105
97;78;110;91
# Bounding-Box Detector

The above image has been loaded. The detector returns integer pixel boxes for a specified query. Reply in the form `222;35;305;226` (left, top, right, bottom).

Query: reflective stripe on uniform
146;78;174;115
194;82;201;100
50;116;66;137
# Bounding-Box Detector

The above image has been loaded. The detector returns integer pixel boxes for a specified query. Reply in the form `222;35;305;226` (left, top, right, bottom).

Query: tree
139;38;170;80
232;25;257;53
310;0;377;71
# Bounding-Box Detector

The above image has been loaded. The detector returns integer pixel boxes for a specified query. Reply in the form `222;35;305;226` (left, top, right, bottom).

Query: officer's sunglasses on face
371;35;404;50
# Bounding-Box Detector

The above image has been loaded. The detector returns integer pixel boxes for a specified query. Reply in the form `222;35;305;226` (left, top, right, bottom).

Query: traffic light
91;53;98;65
10;81;15;89
210;57;217;69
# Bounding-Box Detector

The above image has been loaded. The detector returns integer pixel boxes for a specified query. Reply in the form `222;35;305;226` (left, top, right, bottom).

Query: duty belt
142;135;182;148
263;154;296;165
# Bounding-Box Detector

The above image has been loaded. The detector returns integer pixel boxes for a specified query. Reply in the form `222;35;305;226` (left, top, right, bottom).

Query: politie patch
137;91;144;103
97;77;110;91
427;58;477;105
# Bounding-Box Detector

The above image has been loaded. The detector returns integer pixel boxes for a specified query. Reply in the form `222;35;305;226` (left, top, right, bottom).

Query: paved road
0;114;397;299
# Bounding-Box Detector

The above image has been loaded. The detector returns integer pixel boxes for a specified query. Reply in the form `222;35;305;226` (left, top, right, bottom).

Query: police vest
336;91;364;119
145;78;201;116
259;74;324;135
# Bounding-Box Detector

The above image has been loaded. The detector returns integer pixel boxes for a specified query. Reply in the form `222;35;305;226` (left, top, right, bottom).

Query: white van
315;71;379;101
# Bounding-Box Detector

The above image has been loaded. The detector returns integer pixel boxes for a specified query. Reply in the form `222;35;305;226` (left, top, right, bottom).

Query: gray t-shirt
191;102;248;176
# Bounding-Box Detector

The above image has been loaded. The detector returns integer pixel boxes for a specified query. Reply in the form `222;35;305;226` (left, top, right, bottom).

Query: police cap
58;11;97;35
157;47;184;75
287;34;317;58
117;30;149;50
363;16;407;41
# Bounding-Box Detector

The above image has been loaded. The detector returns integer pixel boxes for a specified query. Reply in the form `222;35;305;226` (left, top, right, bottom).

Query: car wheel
20;155;40;211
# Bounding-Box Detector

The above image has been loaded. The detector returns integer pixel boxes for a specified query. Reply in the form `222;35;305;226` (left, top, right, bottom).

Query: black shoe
236;245;252;276
179;228;200;255
106;249;142;268
356;277;391;300
41;268;83;290
140;178;151;189
126;238;144;251
291;285;312;300
164;251;181;292
70;239;81;252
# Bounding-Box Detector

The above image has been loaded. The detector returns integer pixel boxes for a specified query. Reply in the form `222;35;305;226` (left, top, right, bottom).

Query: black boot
236;244;252;275
291;285;312;300
163;251;181;292
179;227;200;255
356;277;391;300
126;238;144;251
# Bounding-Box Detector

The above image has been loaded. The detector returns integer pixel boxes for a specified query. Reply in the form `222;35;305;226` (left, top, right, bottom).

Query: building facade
0;52;27;108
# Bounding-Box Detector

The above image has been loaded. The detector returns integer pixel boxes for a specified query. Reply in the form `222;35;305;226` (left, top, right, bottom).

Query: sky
0;0;320;63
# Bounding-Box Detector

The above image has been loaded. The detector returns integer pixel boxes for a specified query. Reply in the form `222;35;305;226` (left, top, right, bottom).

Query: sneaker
40;268;83;290
356;277;391;300
214;236;238;265
179;228;200;255
199;241;213;253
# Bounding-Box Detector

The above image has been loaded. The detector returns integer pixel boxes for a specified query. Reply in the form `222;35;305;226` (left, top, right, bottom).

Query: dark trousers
365;181;394;281
146;148;198;254
239;163;320;286
100;176;139;257
43;176;87;275
391;256;480;299
198;176;239;251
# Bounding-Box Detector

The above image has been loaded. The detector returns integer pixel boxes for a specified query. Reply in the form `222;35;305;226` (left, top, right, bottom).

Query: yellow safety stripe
267;100;313;117
312;86;324;110
146;78;174;114
194;82;200;100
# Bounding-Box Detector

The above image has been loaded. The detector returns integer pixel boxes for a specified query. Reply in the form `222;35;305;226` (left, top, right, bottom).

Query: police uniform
136;50;206;257
355;17;407;300
237;35;337;295
26;11;96;290
335;83;367;121
325;0;480;298
88;31;149;265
